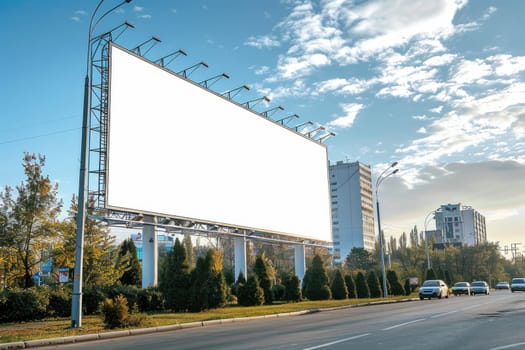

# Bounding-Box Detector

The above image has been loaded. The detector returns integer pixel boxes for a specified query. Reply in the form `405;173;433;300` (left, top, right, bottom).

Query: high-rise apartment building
329;161;375;263
432;203;487;246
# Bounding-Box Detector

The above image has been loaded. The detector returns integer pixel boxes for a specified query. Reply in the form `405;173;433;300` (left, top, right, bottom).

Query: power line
0;127;80;146
0;115;79;134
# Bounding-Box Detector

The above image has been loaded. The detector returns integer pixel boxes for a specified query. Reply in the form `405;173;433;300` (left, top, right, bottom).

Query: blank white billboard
106;44;332;242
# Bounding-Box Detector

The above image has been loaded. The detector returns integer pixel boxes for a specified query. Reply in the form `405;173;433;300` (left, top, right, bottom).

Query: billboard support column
234;234;247;280
294;244;305;283
142;216;158;288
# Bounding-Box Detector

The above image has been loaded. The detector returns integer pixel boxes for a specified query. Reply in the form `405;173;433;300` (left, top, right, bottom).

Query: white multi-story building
432;203;487;246
329;161;375;263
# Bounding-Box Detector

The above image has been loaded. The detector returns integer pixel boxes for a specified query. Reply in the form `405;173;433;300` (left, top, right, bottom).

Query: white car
419;279;449;300
471;281;490;295
510;278;525;292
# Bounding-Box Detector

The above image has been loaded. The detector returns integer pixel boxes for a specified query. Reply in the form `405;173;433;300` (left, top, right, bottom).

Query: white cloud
429;106;443;114
452;59;492;84
327;103;364;128
244;35;280;49
417;127;427;134
133;6;143;12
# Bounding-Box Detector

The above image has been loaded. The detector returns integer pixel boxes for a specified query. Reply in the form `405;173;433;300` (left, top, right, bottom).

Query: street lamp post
71;0;132;329
375;162;399;298
423;209;438;270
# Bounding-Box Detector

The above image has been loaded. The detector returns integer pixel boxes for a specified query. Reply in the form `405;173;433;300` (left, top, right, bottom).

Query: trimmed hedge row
0;285;163;323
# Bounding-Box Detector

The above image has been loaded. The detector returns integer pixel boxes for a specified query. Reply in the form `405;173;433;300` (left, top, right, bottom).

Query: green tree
116;238;142;286
182;234;194;268
56;197;120;286
355;271;370;298
344;274;357;298
303;254;331;300
0;154;62;288
386;270;405;296
367;270;382;298
237;274;264;306
189;249;227;311
425;268;437;280
345;247;372;271
330;269;348;300
254;252;273;304
159;238;191;311
283;273;302;302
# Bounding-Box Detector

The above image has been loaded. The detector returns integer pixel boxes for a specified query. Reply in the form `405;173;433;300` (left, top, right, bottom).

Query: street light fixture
72;0;133;329
132;36;161;56
375;161;399;298
242;96;271;109
155;49;187;68
317;132;336;143
424;209;438;270
261;105;284;118
304;125;325;138
178;61;209;78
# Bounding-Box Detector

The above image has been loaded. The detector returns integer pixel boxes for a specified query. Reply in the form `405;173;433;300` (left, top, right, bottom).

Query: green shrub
272;284;286;301
330;269;348;300
355;271;370;298
137;287;164;312
48;286;72;317
283;274;302;302
237;275;264;306
344;274;357;299
1;288;48;322
121;313;150;328
83;286;106;315
367;271;382;298
101;294;129;329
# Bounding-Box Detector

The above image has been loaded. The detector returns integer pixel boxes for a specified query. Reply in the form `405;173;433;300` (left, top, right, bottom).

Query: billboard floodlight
132;36;162;56
243;96;270;109
155;49;187;68
199;73;230;88
304;126;326;138
261;105;284;118
221;85;250;100
317;132;336;143
276;113;299;125
293;120;313;132
178;61;209;78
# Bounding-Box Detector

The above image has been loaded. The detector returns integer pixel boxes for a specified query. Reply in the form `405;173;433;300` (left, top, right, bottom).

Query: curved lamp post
424;209;438;270
375;161;399;298
72;0;132;329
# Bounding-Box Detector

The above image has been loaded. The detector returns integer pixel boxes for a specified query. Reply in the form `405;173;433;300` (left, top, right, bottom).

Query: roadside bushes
0;288;48;322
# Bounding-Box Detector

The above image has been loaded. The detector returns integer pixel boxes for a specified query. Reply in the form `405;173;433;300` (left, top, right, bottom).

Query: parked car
419;279;449;300
452;282;471;296
471;281;490;295
495;281;510;290
510;278;525;292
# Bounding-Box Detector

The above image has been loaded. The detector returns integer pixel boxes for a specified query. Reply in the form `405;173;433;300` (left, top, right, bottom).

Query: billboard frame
87;39;332;245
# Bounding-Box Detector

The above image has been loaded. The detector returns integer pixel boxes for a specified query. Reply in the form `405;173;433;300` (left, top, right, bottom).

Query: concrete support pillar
234;235;247;281
142;216;158;288
294;244;306;283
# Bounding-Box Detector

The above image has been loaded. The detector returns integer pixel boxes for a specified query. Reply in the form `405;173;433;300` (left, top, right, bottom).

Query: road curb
0;298;418;349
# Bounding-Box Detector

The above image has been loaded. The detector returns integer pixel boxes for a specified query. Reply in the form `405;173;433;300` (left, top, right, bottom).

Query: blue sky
2;0;524;254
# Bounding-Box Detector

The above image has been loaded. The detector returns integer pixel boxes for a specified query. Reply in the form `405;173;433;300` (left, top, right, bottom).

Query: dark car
452;282;471;296
471;281;490;295
510;278;525;292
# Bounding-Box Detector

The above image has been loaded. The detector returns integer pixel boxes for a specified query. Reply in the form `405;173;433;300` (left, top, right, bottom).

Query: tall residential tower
329;161;375;263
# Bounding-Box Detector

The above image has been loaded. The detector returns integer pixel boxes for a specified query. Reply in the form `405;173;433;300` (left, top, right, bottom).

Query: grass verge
0;295;415;344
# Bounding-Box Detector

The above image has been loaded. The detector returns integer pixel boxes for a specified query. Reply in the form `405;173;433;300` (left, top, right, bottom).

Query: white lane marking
431;310;457;318
382;319;425;331
302;333;370;350
490;342;525;349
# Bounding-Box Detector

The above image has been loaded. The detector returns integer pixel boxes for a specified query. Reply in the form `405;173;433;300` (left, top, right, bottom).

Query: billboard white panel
107;44;332;242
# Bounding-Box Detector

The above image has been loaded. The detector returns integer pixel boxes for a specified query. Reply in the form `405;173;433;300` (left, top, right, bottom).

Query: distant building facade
130;232;174;262
431;203;487;246
329;160;375;263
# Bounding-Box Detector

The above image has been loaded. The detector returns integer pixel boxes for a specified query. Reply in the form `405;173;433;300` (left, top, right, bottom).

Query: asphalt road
39;290;525;350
